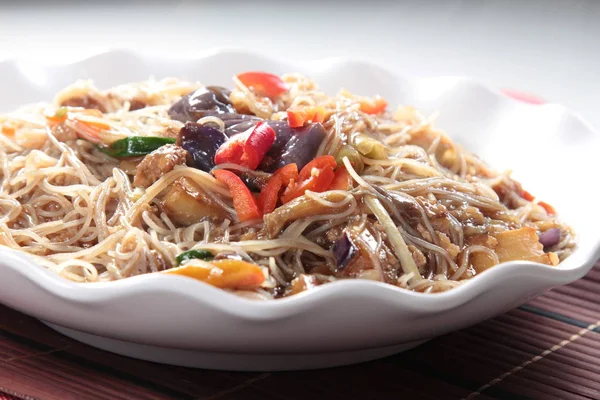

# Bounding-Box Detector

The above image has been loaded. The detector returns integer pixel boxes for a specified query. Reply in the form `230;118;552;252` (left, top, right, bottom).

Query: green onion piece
100;136;176;158
176;250;214;266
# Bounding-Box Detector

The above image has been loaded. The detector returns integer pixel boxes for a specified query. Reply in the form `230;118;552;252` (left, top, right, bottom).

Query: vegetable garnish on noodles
0;73;575;298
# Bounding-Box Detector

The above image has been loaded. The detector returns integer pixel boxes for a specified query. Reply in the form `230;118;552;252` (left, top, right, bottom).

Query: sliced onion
364;195;420;278
539;228;561;249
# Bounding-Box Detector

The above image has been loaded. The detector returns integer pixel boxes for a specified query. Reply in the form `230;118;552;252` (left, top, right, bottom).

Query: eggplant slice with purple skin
220;118;327;171
262;123;327;173
168;86;235;123
170;86;328;173
177;122;228;172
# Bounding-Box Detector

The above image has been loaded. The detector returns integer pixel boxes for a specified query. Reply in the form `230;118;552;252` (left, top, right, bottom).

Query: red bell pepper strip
258;174;283;215
281;164;335;204
258;164;299;214
215;122;276;170
237;72;288;98
213;169;262;222
279;155;337;203
287;106;326;128
359;96;387;115
298;155;337;181
273;163;299;185
329;166;351;190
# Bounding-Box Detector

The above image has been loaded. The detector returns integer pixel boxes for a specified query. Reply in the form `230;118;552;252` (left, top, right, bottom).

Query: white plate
1;49;599;371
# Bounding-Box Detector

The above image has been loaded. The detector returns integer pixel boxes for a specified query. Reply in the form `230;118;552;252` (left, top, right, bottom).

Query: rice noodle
0;75;575;297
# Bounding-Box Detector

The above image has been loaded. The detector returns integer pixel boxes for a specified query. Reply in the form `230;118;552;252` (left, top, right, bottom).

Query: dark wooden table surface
2;260;600;400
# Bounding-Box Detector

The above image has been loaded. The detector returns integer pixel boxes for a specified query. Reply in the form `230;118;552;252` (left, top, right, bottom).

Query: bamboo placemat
1;259;599;400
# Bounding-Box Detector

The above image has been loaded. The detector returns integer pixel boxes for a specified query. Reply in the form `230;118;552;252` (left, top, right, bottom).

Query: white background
1;0;599;126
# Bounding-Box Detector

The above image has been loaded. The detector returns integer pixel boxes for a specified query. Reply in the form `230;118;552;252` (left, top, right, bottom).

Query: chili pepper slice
236;71;288;98
213;169;262;221
258;163;299;214
298;155;337;181
281;164;335;204
214;122;276;170
329;166;351;190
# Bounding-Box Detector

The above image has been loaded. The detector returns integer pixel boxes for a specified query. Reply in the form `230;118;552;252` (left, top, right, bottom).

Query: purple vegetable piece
174;98;327;173
539;228;561;249
169;86;234;123
226;121;327;172
221;114;263;134
177;122;228;172
263;122;327;172
333;232;358;270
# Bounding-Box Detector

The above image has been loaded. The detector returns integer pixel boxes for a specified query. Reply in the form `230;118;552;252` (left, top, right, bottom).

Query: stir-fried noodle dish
0;72;575;299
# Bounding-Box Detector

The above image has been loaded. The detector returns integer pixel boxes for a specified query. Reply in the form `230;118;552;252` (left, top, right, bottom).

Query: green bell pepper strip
100;136;176;158
175;250;214;266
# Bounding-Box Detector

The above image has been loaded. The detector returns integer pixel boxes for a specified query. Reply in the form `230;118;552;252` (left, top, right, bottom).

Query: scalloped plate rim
0;48;598;321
